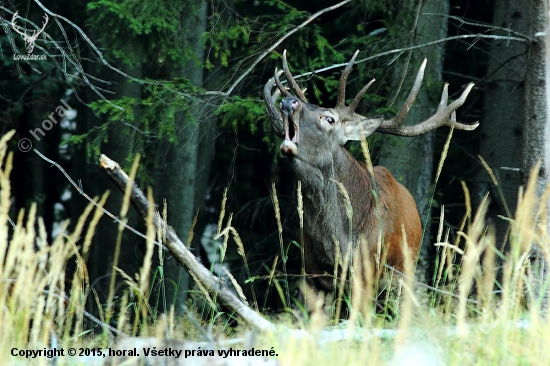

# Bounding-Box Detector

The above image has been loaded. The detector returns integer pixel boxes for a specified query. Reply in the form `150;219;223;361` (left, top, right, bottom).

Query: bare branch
32;149;166;249
99;154;276;331
220;0;352;96
286;33;529;82
1;1;520;109
425;12;532;41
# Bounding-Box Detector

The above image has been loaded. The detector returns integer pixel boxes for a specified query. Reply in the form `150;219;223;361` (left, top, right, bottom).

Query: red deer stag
263;50;477;292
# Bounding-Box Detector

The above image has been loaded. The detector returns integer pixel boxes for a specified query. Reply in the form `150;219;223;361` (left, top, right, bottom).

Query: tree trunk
476;0;527;248
543;0;550;313
378;0;449;283
524;0;548;311
154;0;211;313
73;63;143;308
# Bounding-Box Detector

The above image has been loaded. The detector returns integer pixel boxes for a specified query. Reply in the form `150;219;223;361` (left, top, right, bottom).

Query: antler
10;12;28;38
335;50;376;115
263;51;309;136
33;13;49;39
334;52;477;135
376;59;478;136
263;70;285;136
281;50;307;102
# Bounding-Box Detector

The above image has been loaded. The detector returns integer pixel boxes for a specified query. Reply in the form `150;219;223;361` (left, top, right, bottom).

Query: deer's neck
292;147;380;267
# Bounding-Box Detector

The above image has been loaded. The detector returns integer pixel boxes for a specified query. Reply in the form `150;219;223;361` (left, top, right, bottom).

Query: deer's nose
281;97;298;115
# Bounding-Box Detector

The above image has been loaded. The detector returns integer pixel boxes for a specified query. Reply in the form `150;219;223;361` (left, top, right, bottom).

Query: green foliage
203;12;250;69
78;0;410;165
86;0;198;68
63;95;137;160
65;76;201;163
64;122;110;160
216;97;265;134
87;1;180;35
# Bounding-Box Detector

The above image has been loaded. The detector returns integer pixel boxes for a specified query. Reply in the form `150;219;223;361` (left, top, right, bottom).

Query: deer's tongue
281;114;299;156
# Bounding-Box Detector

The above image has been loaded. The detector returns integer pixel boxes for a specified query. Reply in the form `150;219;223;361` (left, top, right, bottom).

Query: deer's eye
326;117;335;124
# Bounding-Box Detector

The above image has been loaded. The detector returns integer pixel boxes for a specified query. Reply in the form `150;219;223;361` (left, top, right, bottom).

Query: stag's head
264;51;382;166
264;50;477;167
11;11;49;54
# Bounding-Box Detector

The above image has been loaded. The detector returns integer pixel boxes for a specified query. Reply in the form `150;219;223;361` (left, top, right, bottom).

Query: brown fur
274;93;422;294
266;55;474;295
300;149;422;292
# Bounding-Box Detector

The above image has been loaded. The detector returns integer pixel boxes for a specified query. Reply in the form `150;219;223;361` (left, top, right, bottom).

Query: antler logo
11;11;49;54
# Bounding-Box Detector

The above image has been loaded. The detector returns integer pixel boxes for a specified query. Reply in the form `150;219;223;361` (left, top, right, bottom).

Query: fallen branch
33;149;165;248
99;154;275;331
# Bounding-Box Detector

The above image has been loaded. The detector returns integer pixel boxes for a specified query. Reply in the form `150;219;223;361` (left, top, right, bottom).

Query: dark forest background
0;0;540;319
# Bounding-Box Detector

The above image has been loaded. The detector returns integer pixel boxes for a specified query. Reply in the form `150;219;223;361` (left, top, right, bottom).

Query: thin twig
12;0;352;99
425;12;532;41
0;278;128;339
32;149;275;330
32;149;166;249
384;264;478;304
99;154;275;331
387;0;422;108
31;0;138;84
288;34;528;82
42;290;127;338
1;2;526;104
0;5;195;107
215;0;352;96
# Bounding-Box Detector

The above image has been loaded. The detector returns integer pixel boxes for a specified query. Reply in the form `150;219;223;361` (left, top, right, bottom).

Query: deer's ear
341;118;384;143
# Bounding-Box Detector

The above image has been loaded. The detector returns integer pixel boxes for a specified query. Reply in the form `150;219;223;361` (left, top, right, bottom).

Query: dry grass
1;128;550;365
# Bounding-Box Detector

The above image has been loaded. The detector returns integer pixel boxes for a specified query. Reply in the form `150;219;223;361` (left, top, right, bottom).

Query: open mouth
280;97;300;156
280;114;299;156
284;114;299;143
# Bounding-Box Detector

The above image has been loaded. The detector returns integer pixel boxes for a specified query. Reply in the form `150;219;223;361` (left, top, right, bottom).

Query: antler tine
274;68;289;97
263;75;279;118
348;78;375;112
10;11;26;37
336;50;360;108
271;70;284;101
282;50;307;101
390;58;427;128
263;70;285;136
444;82;478;130
272;88;282;104
41;13;49;31
378;80;478;136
